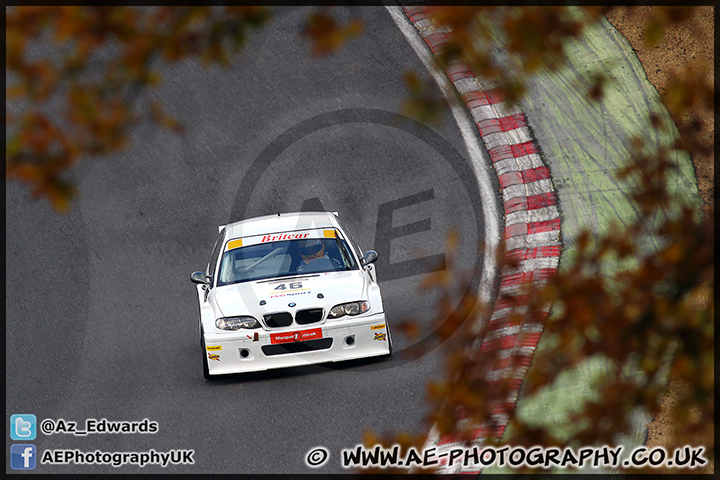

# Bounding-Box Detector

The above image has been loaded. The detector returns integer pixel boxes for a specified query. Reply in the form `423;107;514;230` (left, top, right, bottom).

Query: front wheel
201;330;211;380
385;323;393;356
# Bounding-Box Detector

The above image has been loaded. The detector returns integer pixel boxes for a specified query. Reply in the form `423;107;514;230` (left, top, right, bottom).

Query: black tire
201;330;211;380
385;322;393;356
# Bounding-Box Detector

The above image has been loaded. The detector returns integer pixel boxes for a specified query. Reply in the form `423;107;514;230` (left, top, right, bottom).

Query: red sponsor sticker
270;328;323;344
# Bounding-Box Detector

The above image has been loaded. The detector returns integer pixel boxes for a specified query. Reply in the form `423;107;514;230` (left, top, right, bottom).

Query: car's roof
223;212;339;240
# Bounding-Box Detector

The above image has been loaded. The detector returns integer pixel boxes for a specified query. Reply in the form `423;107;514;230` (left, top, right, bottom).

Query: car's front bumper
203;312;390;375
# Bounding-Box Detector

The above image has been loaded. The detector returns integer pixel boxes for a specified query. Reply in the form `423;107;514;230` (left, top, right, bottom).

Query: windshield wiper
256;273;320;284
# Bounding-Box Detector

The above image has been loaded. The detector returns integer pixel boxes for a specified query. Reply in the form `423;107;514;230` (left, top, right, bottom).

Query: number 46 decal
274;282;303;291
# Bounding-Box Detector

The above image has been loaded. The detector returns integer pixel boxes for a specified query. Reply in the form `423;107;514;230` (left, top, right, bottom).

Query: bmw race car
191;212;392;379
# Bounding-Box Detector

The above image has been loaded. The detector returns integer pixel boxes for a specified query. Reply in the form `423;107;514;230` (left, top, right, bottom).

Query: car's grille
263;312;293;328
262;338;333;356
295;308;324;325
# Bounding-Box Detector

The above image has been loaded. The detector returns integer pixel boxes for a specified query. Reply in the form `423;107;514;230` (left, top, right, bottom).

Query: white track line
386;5;500;309
386;4;503;464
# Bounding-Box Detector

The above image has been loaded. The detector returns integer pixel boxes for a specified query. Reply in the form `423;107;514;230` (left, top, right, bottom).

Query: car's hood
211;270;367;320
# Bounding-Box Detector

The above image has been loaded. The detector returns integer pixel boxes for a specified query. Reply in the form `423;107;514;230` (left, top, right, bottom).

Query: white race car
191;212;392;378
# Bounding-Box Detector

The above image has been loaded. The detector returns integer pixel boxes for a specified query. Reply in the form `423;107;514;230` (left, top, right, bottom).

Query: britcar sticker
224;228;338;252
206;345;222;351
370;324;386;331
208;353;221;361
373;332;387;341
260;232;311;243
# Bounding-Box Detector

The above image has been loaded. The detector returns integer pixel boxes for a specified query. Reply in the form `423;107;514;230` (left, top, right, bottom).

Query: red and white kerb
403;5;562;474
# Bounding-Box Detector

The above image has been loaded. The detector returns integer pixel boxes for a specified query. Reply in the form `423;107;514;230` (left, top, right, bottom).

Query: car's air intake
262;338;333;356
263;312;293;328
295;308;324;325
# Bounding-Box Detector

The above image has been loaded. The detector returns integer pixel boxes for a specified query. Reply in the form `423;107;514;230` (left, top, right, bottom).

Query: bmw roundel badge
288;302;296;307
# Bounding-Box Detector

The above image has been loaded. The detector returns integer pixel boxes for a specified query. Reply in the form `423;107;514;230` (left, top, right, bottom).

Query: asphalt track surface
6;7;498;474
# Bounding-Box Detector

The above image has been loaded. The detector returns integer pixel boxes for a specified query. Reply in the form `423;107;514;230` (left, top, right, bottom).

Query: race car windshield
216;236;358;286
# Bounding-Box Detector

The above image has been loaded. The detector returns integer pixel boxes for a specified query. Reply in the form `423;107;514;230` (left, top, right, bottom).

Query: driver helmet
299;239;324;259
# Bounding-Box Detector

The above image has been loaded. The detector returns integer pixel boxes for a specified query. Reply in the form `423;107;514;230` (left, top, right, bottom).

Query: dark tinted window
216;237;357;286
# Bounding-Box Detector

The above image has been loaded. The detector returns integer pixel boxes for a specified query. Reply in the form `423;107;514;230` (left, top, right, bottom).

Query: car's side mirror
361;250;378;266
191;271;211;285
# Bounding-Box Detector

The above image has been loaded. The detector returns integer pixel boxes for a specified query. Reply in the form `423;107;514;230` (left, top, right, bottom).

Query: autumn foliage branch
6;6;272;211
6;6;366;212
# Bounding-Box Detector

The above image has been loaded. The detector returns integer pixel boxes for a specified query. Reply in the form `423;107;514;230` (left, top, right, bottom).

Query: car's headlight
328;301;370;318
215;316;260;330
